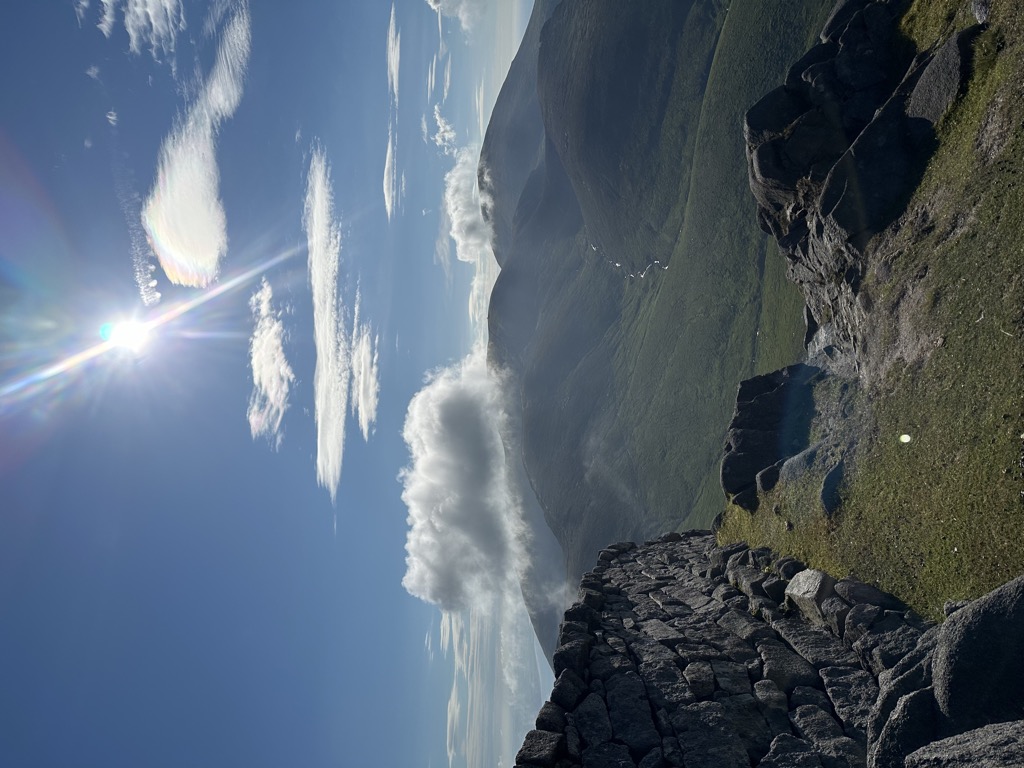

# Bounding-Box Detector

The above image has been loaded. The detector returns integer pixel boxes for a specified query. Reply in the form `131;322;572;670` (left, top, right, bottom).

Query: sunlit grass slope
719;0;1024;619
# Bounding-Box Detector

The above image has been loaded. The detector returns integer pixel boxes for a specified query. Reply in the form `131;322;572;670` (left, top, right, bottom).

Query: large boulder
931;575;1024;734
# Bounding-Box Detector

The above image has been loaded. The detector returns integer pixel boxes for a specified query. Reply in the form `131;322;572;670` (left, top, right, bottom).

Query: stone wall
515;531;1024;768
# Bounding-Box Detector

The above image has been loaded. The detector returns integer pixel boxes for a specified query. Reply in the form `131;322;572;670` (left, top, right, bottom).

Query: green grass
718;0;1024;619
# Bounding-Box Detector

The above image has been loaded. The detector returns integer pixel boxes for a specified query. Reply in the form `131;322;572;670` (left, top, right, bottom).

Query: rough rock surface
744;0;979;375
516;532;1024;768
721;364;821;511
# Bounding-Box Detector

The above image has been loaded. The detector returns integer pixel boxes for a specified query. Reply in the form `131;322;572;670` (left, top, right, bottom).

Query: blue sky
0;1;548;766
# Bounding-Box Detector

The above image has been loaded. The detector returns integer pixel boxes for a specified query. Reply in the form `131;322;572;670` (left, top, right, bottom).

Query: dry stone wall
515;531;1024;768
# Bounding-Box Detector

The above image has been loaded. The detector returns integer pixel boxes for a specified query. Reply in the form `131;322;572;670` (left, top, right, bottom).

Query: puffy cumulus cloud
141;2;250;287
425;0;484;32
95;0;186;64
305;146;351;502
350;295;380;442
386;3;400;107
439;146;498;331
400;346;527;613
247;277;294;448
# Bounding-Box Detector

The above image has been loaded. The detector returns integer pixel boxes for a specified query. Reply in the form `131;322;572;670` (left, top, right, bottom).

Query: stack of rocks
515;531;1024;768
744;0;982;374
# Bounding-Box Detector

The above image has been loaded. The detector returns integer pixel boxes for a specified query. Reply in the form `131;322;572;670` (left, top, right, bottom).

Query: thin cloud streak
247;277;294;448
350;296;380;442
141;1;250;288
426;0;485;31
387;3;401;107
304;147;350;502
383;121;398;222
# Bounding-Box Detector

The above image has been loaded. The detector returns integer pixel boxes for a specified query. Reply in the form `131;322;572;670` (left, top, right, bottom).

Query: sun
100;320;151;353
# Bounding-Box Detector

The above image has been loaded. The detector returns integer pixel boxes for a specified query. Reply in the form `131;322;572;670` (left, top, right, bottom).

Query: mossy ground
719;1;1024;620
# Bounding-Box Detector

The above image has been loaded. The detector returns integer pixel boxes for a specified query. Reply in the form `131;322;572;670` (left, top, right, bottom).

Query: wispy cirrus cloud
141;1;250;288
350;295;380;442
383;121;398;222
304;147;350;502
95;0;186;65
382;4;403;223
247;277;294;448
386;3;401;107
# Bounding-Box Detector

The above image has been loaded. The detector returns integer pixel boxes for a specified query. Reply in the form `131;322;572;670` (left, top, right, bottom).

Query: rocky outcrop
720;365;821;511
515;532;1024;768
744;0;981;375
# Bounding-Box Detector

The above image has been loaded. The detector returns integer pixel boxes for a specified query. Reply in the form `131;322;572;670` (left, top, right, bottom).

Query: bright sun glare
100;320;151;353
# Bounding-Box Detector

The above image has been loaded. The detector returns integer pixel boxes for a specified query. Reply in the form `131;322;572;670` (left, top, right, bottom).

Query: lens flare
100;320;150;352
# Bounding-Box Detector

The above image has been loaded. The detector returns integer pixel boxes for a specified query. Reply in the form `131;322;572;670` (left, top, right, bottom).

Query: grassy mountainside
720;0;1024;619
485;0;834;579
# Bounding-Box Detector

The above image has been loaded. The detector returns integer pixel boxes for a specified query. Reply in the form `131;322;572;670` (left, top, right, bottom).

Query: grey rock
637;620;685;646
791;685;833;711
759;638;821;692
785;569;838;626
638;660;694;710
790;703;845;746
730;565;770;599
834;580;906;611
629;640;678;665
763;574;788;604
636;747;663;768
669;701;750;768
720;693;775;762
775;556;808;580
844;603;883;645
581;741;635;768
711;660;752;695
820;460;845;515
819;665;877;740
537;701;567;733
932;574;1024;734
869;687;938;768
661;736;683;768
683;661;715;700
908;28;978;126
773;616;860;669
517;730;564;767
552;669;587;711
566;725;582;760
758;734;825;768
573;693;613;747
717;608;777;643
904;720;1024;767
820;595;852;638
606;672;661;755
753;678;792;735
590;653;636;682
554;638;593;677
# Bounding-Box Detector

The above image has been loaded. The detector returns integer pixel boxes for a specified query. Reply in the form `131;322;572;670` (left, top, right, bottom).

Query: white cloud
426;54;437;101
106;109;118;126
350;295;380;442
383;120;398;222
439;146;497;332
432;104;456;155
386;3;401;107
400;346;526;612
425;0;484;32
247;278;294;448
94;0;185;64
86;64;101;80
304;147;351;502
98;0;117;37
75;0;90;26
124;0;185;62
141;2;250;287
442;55;452;102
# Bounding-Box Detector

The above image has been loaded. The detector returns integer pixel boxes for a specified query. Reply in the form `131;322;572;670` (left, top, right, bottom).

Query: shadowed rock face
515;534;1024;768
744;0;980;376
